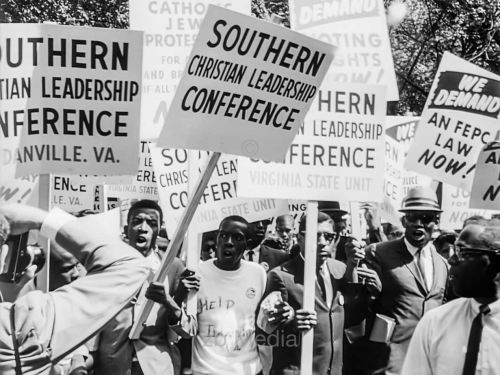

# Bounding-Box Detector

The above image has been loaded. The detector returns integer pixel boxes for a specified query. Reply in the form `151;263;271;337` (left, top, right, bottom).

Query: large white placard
405;52;500;190
157;5;335;161
151;147;289;235
0;24;143;178
237;83;386;201
290;0;399;100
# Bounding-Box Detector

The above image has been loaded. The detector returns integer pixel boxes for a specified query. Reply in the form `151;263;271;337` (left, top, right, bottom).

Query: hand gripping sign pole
301;200;318;375
130;151;221;339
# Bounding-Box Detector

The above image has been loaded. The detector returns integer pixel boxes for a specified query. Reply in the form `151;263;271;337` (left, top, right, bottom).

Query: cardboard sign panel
470;142;500;210
237;83;386;202
0;24;143;178
405;52;500;190
151;146;289;234
382;116;432;221
441;183;494;231
290;0;399;100
129;0;249;140
157;5;335;161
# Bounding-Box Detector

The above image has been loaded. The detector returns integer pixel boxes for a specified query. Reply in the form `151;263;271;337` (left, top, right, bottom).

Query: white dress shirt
402;298;500;375
404;238;434;291
244;246;260;263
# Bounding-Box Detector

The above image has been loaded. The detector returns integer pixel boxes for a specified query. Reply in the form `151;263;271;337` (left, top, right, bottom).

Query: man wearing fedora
363;186;449;374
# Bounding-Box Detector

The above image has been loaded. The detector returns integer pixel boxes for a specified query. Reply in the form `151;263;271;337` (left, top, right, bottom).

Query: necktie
247;250;254;262
462;304;491;375
417;247;432;291
317;269;327;301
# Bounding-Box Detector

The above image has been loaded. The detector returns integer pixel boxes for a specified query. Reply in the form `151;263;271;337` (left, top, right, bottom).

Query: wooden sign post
301;200;318;375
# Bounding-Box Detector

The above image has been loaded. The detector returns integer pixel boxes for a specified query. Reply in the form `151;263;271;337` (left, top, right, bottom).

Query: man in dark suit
365;186;449;374
245;219;289;272
257;212;357;375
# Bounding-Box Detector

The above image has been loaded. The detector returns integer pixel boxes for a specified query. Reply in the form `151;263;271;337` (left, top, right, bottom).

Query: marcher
191;215;267;375
364;186;449;374
0;204;149;374
402;219;500;374
91;200;189;375
258;212;358;375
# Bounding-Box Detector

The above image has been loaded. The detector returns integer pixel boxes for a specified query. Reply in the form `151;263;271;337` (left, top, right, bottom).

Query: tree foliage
0;0;128;28
386;0;500;114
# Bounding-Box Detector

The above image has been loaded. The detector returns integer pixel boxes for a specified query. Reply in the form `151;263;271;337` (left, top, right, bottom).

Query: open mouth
136;235;147;245
223;250;233;257
412;229;425;239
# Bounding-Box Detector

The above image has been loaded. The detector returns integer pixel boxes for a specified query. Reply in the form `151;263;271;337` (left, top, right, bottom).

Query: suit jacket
92;257;185;375
0;212;149;375
262;256;346;375
366;238;448;374
258;244;290;272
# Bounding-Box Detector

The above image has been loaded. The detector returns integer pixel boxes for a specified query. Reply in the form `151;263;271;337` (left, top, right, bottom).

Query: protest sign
289;0;399;100
382;116;432;222
238;83;386;202
105;140;160;201
0;174;38;205
151;146;288;235
470;142;500;210
129;0;248;140
157;5;335;161
405;52;500;190
51;175;95;213
0;23;143;178
441;183;494;230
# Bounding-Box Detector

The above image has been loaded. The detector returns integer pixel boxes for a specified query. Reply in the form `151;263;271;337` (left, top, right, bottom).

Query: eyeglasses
301;231;338;244
405;213;439;225
454;245;500;261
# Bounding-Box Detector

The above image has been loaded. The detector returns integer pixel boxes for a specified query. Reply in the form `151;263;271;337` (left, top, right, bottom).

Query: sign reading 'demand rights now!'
0;24;143;178
157;5;335;162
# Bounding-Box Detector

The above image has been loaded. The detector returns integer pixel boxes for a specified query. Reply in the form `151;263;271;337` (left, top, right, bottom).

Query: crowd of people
1;185;500;375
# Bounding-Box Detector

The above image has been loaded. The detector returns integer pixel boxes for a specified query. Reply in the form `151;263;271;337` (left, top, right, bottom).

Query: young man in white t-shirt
191;215;267;375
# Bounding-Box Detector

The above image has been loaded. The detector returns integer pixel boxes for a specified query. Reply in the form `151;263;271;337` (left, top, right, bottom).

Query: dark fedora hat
399;186;442;213
318;201;348;217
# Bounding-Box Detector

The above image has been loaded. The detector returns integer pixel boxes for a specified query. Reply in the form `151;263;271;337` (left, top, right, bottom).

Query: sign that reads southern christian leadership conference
129;0;249;140
289;0;399;101
0;24;143;178
157;5;334;162
238;83;386;202
405;52;500;190
150;147;288;235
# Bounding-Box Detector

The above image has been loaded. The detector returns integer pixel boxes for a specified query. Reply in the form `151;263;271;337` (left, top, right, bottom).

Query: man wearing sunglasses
402;219;500;375
257;211;356;375
364;186;449;375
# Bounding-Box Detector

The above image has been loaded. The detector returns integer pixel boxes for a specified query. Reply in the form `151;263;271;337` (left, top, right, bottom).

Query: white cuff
40;207;76;242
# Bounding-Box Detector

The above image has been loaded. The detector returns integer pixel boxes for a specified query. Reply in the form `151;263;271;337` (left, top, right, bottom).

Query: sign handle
129;151;221;339
301;200;318;375
185;150;201;316
37;174;52;293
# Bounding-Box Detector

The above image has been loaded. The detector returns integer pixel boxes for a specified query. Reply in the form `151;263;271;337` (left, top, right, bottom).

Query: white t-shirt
193;259;267;375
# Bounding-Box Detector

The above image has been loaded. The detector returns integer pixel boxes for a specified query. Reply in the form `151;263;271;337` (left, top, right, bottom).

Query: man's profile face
402;211;439;248
299;220;336;267
449;224;498;299
127;208;160;255
216;220;247;271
